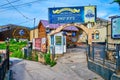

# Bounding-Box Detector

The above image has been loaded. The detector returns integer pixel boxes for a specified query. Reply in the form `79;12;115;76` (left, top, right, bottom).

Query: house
30;20;80;47
0;24;30;41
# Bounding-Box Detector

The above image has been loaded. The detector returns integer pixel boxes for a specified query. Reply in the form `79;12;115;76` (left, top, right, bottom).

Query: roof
96;17;109;22
40;20;79;31
0;24;31;30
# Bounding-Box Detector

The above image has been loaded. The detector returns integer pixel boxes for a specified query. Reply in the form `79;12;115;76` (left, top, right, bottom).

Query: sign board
41;38;46;52
33;38;47;52
49;6;96;24
111;17;120;39
35;38;41;50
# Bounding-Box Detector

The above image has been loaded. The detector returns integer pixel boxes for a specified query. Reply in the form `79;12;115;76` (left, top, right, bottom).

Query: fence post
52;46;55;61
6;43;9;70
0;65;1;80
86;44;90;62
103;46;106;65
116;44;120;74
92;45;94;61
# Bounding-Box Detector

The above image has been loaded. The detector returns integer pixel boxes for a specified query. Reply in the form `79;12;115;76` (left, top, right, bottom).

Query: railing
87;44;119;71
0;58;9;80
0;44;9;80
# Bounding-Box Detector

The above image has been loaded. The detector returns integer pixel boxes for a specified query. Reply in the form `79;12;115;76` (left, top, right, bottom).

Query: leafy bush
44;52;51;65
0;43;6;49
50;60;57;67
35;53;38;62
8;39;27;59
44;51;56;67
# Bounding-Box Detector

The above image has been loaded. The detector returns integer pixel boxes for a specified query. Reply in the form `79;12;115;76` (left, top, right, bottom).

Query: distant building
30;20;79;45
92;18;108;44
0;24;30;41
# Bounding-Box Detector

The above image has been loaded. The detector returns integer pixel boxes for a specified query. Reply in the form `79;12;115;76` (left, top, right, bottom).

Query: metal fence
87;44;120;71
0;45;9;80
0;58;9;80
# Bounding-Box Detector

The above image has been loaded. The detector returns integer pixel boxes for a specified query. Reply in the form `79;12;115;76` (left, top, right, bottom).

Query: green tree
111;0;120;7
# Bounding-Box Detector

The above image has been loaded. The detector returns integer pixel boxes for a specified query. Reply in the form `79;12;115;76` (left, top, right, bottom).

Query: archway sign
48;6;97;54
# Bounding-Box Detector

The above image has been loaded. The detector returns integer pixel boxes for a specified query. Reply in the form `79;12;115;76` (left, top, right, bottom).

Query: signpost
49;6;96;24
111;16;120;39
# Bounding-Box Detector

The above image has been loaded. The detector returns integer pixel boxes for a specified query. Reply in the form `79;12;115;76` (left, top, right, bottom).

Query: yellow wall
108;24;120;44
77;32;87;43
107;24;120;49
30;28;38;41
92;27;106;42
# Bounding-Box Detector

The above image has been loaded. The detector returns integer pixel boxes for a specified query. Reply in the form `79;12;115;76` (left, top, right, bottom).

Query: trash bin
24;48;28;59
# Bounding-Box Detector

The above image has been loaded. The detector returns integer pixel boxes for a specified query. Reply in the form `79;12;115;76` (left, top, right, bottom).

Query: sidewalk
10;52;104;80
11;60;82;80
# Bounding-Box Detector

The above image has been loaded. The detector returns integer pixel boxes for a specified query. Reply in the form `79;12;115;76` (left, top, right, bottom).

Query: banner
49;6;96;24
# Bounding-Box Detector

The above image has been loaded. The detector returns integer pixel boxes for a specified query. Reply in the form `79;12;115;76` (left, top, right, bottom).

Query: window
96;33;99;39
92;34;94;39
94;30;99;40
55;36;62;45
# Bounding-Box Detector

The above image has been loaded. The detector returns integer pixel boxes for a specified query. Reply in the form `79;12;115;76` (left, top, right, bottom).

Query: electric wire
1;0;41;9
0;0;20;7
6;0;32;20
16;19;34;25
0;0;42;13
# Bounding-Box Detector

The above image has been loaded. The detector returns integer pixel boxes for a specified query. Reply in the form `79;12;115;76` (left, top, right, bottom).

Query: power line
0;0;20;7
0;0;42;9
16;19;34;25
0;0;42;13
6;0;32;20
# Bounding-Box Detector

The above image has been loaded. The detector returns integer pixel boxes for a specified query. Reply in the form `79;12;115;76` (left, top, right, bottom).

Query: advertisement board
111;17;120;39
49;6;96;24
33;38;47;52
41;38;46;52
35;38;41;50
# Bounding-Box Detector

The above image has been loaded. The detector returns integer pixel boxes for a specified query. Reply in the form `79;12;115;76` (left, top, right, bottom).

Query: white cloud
97;11;108;18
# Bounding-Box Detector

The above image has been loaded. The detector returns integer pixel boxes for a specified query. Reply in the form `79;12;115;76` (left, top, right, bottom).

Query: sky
0;0;120;28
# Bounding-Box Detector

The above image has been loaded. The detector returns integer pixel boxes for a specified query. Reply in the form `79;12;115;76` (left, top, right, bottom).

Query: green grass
0;43;6;49
0;39;27;59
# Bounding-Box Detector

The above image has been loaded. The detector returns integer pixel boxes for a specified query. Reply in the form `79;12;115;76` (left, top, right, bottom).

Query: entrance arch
48;23;95;45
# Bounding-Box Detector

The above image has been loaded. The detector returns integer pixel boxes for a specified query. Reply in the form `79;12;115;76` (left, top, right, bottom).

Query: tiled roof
40;20;79;31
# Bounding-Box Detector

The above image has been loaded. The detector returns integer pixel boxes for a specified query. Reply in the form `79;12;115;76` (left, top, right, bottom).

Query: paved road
10;49;104;80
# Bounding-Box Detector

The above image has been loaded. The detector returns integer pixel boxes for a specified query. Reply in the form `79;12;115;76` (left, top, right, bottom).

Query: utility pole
33;18;36;38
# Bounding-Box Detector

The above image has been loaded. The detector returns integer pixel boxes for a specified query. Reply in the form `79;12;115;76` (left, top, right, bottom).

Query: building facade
0;24;30;41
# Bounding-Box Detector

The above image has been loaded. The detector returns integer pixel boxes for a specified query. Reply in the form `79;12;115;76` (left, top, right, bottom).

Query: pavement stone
10;50;104;80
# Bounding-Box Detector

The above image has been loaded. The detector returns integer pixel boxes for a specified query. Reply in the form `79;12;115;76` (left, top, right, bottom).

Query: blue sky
0;0;120;28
